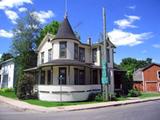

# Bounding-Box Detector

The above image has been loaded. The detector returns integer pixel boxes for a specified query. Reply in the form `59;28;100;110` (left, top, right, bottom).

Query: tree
36;21;59;46
11;11;41;98
0;53;13;62
119;57;152;93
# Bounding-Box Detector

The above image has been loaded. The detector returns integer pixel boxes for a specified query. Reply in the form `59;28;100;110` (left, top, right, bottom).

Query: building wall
0;60;15;88
143;65;160;92
133;82;143;91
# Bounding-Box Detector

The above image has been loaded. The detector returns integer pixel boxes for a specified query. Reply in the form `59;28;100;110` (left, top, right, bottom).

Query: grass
139;92;160;99
0;91;17;99
1;91;160;107
24;99;99;107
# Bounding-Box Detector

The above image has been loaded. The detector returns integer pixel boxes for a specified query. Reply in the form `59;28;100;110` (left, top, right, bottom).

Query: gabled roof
92;37;116;48
141;63;160;71
37;33;55;51
53;16;78;41
0;58;14;66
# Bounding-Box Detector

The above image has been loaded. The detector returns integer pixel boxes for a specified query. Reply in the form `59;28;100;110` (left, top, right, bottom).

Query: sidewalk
0;95;160;112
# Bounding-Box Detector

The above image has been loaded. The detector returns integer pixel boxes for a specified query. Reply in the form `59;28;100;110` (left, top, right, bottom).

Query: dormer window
60;41;67;58
157;71;160;79
41;52;44;64
74;43;78;60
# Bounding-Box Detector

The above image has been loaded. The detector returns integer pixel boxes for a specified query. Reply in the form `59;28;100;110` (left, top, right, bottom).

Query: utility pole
101;7;109;101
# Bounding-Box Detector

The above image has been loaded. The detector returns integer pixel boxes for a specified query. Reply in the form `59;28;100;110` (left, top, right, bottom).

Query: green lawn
140;92;160;99
0;91;17;99
24;99;98;107
0;91;99;107
1;91;160;107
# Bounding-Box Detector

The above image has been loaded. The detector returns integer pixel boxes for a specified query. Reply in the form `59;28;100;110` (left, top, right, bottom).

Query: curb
1;95;160;112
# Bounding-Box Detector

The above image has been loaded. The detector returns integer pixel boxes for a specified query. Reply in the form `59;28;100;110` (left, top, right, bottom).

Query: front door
59;67;66;85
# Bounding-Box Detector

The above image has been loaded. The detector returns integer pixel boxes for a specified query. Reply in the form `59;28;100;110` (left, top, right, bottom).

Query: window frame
41;52;44;64
74;43;79;60
79;47;85;62
157;70;160;80
92;48;97;63
59;41;67;58
48;48;52;62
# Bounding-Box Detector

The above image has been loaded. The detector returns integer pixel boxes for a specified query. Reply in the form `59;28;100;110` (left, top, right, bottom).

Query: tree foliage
0;53;13;62
11;11;41;98
119;57;152;94
36;21;59;46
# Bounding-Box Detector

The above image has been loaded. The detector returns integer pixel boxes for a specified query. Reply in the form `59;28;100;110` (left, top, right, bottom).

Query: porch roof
39;59;90;68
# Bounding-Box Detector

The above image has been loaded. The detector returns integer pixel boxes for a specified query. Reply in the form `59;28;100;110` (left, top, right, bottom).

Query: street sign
101;60;109;84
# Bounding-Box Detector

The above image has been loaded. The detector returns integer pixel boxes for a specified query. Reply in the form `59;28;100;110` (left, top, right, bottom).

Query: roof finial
64;0;68;18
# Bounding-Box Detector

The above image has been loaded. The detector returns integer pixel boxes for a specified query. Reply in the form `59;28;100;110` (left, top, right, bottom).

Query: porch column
51;66;53;85
38;69;41;85
68;66;70;85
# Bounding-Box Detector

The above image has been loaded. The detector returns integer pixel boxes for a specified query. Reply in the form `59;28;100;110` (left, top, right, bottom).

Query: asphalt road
1;100;160;120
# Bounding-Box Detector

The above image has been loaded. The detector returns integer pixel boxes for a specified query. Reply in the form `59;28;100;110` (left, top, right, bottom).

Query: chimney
87;37;92;45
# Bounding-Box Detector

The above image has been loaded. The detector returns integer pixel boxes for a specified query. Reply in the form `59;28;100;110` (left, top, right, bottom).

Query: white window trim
157;70;160;80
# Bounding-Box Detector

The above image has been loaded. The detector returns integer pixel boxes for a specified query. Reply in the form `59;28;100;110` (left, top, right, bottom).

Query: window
74;68;79;85
79;70;85;85
74;43;78;60
60;42;67;58
59;67;66;85
48;49;52;61
157;71;160;79
40;71;45;84
41;52;44;64
74;69;85;85
79;47;85;62
106;48;110;63
47;70;51;85
92;48;97;62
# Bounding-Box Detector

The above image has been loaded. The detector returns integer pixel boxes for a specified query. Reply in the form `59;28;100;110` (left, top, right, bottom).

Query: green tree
11;11;41;98
36;21;59;46
119;57;152;93
0;53;13;62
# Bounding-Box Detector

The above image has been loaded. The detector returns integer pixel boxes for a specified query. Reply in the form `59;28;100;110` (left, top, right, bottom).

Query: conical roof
54;16;78;40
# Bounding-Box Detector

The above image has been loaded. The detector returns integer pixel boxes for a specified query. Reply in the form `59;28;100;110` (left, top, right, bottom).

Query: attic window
157;71;160;79
48;38;51;42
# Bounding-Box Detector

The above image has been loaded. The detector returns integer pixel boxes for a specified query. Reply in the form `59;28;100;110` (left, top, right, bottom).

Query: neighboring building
133;63;160;92
25;15;116;101
0;59;15;88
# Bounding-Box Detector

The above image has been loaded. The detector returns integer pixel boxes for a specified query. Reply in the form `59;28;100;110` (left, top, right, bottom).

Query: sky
0;0;160;64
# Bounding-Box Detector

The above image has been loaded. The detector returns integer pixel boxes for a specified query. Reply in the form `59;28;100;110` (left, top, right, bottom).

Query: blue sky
0;0;160;64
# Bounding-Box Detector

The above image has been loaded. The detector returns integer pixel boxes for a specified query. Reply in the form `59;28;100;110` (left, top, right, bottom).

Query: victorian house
25;15;116;101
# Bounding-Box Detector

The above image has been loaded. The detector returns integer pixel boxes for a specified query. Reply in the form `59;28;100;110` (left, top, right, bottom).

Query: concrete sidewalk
0;95;160;112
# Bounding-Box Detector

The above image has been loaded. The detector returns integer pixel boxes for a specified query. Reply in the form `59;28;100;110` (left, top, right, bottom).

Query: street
0;100;160;120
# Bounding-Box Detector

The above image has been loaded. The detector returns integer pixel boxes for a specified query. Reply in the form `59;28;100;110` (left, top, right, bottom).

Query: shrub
128;89;141;97
95;93;104;101
0;88;14;92
16;74;34;99
109;93;117;101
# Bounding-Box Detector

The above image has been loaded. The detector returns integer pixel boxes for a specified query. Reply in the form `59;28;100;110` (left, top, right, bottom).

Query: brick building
133;63;160;92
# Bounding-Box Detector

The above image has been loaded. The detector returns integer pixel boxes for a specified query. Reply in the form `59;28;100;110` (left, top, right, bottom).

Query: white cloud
153;44;160;48
18;7;27;12
108;29;152;47
0;29;13;38
0;54;2;58
5;10;19;24
128;5;136;10
31;10;54;24
0;0;33;10
114;15;140;29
